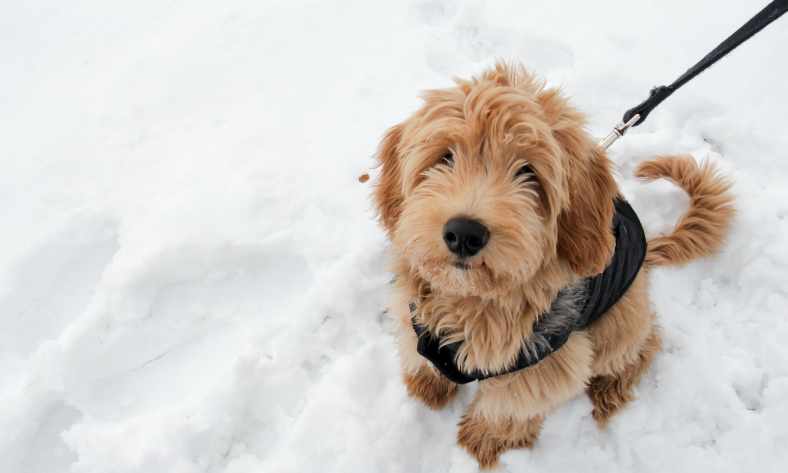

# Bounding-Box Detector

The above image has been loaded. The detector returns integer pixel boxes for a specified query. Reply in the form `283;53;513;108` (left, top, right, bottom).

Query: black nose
443;217;489;257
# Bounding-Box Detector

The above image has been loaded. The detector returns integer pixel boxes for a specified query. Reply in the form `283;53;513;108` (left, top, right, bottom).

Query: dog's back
587;154;734;424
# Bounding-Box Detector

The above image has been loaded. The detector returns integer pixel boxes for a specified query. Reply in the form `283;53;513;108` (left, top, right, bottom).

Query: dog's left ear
556;145;617;276
538;90;618;277
373;123;405;237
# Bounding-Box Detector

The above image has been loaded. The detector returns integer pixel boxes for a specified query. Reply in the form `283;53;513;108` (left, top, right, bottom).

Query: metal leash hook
598;113;640;150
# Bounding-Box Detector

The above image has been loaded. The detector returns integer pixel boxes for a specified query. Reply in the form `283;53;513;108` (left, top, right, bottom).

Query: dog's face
375;64;618;297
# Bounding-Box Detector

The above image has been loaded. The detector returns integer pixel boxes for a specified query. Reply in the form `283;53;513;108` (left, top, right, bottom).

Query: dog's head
375;64;618;297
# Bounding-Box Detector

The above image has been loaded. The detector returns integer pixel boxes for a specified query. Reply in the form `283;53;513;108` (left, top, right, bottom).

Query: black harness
410;198;647;384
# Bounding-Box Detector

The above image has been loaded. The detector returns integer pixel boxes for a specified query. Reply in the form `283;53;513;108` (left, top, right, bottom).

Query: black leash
600;0;788;149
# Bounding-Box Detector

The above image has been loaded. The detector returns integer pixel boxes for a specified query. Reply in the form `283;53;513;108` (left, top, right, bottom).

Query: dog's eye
441;151;454;167
515;164;534;181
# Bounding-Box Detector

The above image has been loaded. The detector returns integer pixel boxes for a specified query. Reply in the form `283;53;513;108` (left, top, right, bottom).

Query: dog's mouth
416;257;511;296
452;261;471;270
452;260;485;271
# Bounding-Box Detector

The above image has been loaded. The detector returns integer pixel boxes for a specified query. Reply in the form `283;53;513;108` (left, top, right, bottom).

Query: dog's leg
403;364;457;410
457;407;543;469
457;332;593;468
394;299;457;409
587;326;662;427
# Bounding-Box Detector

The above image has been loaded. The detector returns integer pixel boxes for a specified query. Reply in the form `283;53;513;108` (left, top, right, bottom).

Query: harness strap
410;294;575;385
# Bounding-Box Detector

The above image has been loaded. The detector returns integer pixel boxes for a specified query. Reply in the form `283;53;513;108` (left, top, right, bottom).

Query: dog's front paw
587;374;631;427
457;414;542;469
457;415;506;469
403;366;457;410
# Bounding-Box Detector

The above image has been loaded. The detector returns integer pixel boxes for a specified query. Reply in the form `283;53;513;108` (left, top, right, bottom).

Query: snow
1;1;787;472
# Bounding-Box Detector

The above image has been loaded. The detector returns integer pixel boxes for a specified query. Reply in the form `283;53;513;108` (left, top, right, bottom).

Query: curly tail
635;155;735;267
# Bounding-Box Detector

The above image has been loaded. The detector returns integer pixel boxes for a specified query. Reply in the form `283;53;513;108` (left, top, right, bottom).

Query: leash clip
598;113;640;150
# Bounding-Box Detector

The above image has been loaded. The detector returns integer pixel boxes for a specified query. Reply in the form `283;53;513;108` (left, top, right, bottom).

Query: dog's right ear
374;124;405;237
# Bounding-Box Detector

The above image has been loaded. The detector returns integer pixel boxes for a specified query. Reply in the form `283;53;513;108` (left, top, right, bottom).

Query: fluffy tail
635;155;735;267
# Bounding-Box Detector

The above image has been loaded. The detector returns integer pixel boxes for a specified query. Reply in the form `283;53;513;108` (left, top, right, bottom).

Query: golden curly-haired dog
373;63;734;468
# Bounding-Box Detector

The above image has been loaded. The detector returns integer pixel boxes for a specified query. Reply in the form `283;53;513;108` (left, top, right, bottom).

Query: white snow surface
2;1;788;472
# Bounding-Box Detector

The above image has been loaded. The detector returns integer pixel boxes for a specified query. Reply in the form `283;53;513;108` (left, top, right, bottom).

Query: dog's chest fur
406;262;581;373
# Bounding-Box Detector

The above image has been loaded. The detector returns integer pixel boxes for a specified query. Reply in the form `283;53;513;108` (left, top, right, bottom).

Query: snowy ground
2;1;788;472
